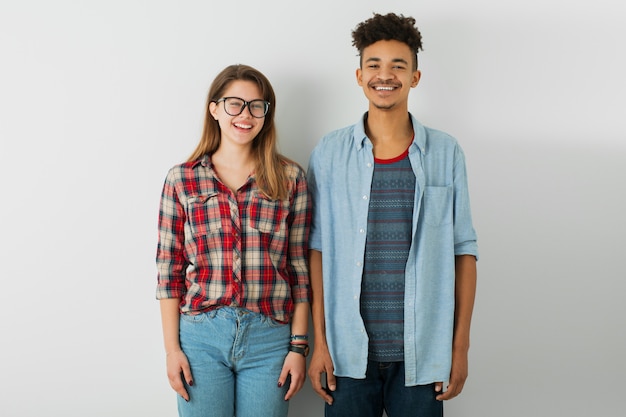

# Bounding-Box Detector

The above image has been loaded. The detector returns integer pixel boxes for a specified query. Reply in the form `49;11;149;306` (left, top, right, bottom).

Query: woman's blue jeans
177;307;290;417
325;360;443;417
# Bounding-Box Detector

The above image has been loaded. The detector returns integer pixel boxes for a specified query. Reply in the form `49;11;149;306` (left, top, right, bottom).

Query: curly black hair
352;13;423;70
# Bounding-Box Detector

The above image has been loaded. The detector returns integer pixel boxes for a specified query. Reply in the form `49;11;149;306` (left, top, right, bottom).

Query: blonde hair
187;64;288;200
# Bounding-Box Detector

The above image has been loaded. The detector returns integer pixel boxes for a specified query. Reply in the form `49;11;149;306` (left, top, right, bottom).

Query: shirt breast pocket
186;193;222;236
249;194;286;235
423;186;453;227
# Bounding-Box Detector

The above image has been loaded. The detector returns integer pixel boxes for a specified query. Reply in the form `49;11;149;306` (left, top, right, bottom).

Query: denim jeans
325;361;443;417
177;307;290;417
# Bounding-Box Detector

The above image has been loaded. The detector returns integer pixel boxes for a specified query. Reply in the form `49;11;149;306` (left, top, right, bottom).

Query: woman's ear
209;101;219;120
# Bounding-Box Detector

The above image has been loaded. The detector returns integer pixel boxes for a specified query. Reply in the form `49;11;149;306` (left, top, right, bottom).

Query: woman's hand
166;350;193;402
278;351;307;401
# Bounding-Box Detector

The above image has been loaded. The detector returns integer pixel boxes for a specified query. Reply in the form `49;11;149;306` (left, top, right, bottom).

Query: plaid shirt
156;154;311;323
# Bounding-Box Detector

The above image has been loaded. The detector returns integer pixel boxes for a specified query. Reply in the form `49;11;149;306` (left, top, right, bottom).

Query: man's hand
435;347;469;401
307;344;336;405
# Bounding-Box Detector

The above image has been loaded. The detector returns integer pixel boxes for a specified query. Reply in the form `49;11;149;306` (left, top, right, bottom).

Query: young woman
156;64;311;417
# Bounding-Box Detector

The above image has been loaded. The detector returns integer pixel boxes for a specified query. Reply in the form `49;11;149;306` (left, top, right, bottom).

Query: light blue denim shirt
307;113;478;386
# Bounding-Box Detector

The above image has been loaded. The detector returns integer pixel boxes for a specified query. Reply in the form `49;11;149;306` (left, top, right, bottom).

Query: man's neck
365;108;414;159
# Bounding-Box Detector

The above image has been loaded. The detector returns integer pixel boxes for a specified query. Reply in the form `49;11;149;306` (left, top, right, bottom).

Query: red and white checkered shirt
156;154;311;323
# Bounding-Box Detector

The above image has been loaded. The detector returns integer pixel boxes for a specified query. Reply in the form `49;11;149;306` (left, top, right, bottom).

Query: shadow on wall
449;138;626;417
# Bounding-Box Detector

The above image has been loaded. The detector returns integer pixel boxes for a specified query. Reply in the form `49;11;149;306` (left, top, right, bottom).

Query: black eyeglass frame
213;97;270;118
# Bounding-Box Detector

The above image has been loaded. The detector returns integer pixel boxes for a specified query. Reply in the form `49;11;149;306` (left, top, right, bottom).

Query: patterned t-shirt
361;148;415;362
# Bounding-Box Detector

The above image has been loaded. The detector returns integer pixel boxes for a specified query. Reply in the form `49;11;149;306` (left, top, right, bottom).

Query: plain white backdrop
1;1;624;416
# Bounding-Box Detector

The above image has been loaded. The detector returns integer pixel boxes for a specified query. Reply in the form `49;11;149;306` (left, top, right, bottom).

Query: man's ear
411;70;421;88
356;68;363;86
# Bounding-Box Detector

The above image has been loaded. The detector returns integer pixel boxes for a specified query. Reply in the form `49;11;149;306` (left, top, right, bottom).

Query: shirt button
362;195;368;200
359;228;365;234
367;163;372;168
356;261;362;267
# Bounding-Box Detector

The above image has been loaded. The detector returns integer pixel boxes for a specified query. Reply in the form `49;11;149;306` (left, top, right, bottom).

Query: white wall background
1;1;624;416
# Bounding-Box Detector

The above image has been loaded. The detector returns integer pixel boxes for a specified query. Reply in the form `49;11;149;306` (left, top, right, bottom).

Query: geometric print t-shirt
360;147;415;362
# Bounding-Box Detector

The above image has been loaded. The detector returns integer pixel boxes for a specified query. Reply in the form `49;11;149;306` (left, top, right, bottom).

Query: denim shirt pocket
186;193;222;236
423;186;453;227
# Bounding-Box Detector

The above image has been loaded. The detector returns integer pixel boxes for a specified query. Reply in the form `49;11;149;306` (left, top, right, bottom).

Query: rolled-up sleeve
452;145;479;259
287;167;311;303
156;169;188;299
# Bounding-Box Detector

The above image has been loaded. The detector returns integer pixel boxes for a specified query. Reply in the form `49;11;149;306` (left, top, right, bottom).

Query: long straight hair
187;64;288;200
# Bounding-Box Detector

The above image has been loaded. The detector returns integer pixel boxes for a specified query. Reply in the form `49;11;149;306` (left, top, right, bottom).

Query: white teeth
375;86;395;91
234;123;252;129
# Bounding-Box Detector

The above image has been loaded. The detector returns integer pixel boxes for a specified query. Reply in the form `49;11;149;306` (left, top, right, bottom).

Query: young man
306;13;479;417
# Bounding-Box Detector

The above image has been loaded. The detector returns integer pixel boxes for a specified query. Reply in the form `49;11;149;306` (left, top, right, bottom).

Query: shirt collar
199;154;210;167
409;113;427;155
354;114;369;150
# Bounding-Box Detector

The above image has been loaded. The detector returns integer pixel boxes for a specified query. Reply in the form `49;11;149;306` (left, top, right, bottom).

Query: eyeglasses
214;97;270;118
